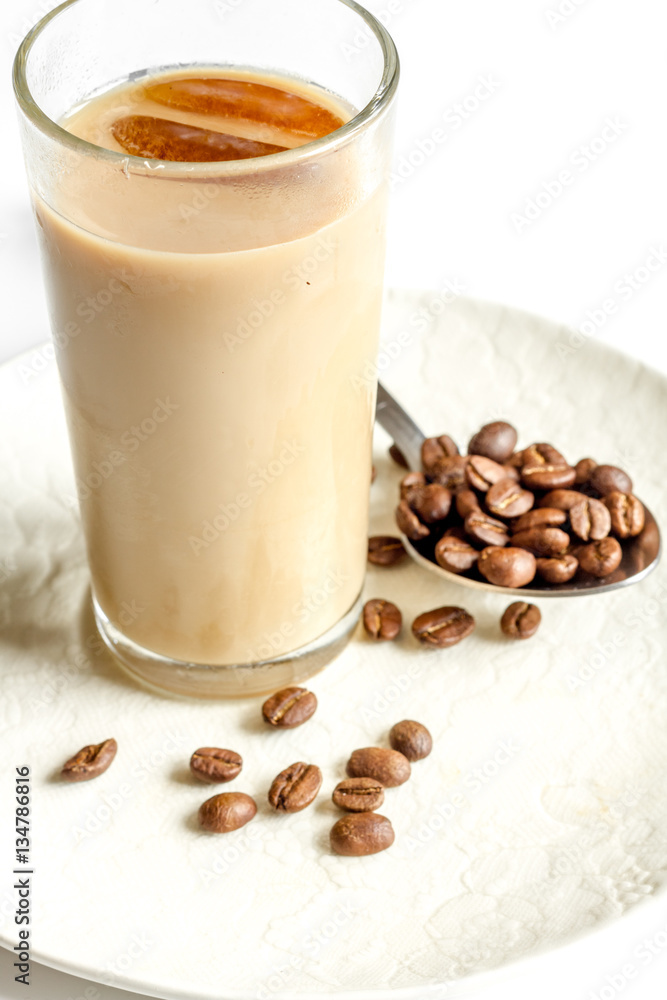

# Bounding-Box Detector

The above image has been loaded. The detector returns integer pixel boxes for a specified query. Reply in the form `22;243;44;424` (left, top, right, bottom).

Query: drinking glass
13;0;398;697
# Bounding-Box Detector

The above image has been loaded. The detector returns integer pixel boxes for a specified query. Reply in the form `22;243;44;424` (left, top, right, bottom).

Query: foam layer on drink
35;70;385;668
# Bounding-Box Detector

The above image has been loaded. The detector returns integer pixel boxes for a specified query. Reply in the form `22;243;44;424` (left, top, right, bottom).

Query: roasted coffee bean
262;686;317;728
363;599;402;640
61;738;117;782
268;761;322;812
332;777;385;813
389;720;433;761
190;748;243;784
535;554;579;583
428;455;468;490
468;421;518;463
512;507;568;532
434;534;479;573
198;792;257;833
486;478;534;518
466;455;508;492
508;449;525;468
389;443;409;468
500;601;541;639
412;606;475;647
511;527;570;557
569;497;611;542
574;457;597;484
501;464;521;483
442;525;467;541
478;546;536;588
464;510;510;547
521;443;576;490
406;483;452;523
395;499;430;541
604;491;645;539
368;535;406;566
539;489;587;511
421;434;459;471
330;812;395;856
455;488;481;518
589;464;633;496
400;471;427;498
346;747;411;787
577;537;623;577
522;442;566;466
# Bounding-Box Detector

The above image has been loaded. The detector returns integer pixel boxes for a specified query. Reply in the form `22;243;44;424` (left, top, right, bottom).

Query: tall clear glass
13;0;398;697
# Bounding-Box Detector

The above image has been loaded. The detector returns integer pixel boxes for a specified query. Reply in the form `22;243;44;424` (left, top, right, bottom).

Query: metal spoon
375;383;661;597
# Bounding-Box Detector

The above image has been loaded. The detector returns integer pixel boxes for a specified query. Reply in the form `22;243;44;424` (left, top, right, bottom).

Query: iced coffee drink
14;0;398;696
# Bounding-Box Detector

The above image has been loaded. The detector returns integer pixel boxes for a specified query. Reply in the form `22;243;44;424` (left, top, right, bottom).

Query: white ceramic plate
1;292;666;1000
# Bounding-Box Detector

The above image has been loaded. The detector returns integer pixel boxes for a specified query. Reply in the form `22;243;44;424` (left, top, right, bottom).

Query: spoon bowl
376;383;662;597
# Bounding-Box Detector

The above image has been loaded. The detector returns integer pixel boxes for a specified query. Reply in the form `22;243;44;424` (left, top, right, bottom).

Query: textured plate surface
1;293;667;999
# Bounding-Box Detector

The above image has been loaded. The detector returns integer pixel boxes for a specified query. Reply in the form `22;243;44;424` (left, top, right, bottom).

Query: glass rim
12;0;399;175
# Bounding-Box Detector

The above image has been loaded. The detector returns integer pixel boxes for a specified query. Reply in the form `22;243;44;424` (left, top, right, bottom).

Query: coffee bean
466;455;508;492
400;471;426;498
522;442;566;466
508;449;525;468
478;546;536;588
577;537;623;577
604;491;645;539
538;489;585;511
486;478;535;518
512;508;567;532
198;792;257;833
501;464;521;483
406;483;452;523
569;497;611;541
455;488;481;518
412;606;475;647
389;443;409;468
535;554;579;583
332;777;385;813
468;421;518;463
442;525;467;541
500;601;541;639
395;499;430;541
589;464;633;496
464;510;510;547
574;458;597;484
61;738;117;782
346;747;411;787
363;599;402;640
521;443;576;490
268;762;322;812
330;812;395;856
389;720;433;761
190;748;243;784
511;527;571;557
421;434;459;471
262;687;317;728
434;534;479;573
428;455;468;490
368;535;406;566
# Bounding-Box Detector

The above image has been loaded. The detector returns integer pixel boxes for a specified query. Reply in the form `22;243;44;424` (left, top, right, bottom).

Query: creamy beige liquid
35;70;385;666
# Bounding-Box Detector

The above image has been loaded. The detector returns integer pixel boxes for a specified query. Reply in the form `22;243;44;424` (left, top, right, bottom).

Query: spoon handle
375;383;425;472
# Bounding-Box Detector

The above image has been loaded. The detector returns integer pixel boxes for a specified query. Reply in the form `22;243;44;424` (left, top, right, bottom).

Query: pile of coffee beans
330;719;433;856
387;421;646;588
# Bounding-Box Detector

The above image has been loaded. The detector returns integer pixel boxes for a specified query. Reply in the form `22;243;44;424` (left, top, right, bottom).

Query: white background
1;0;666;998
